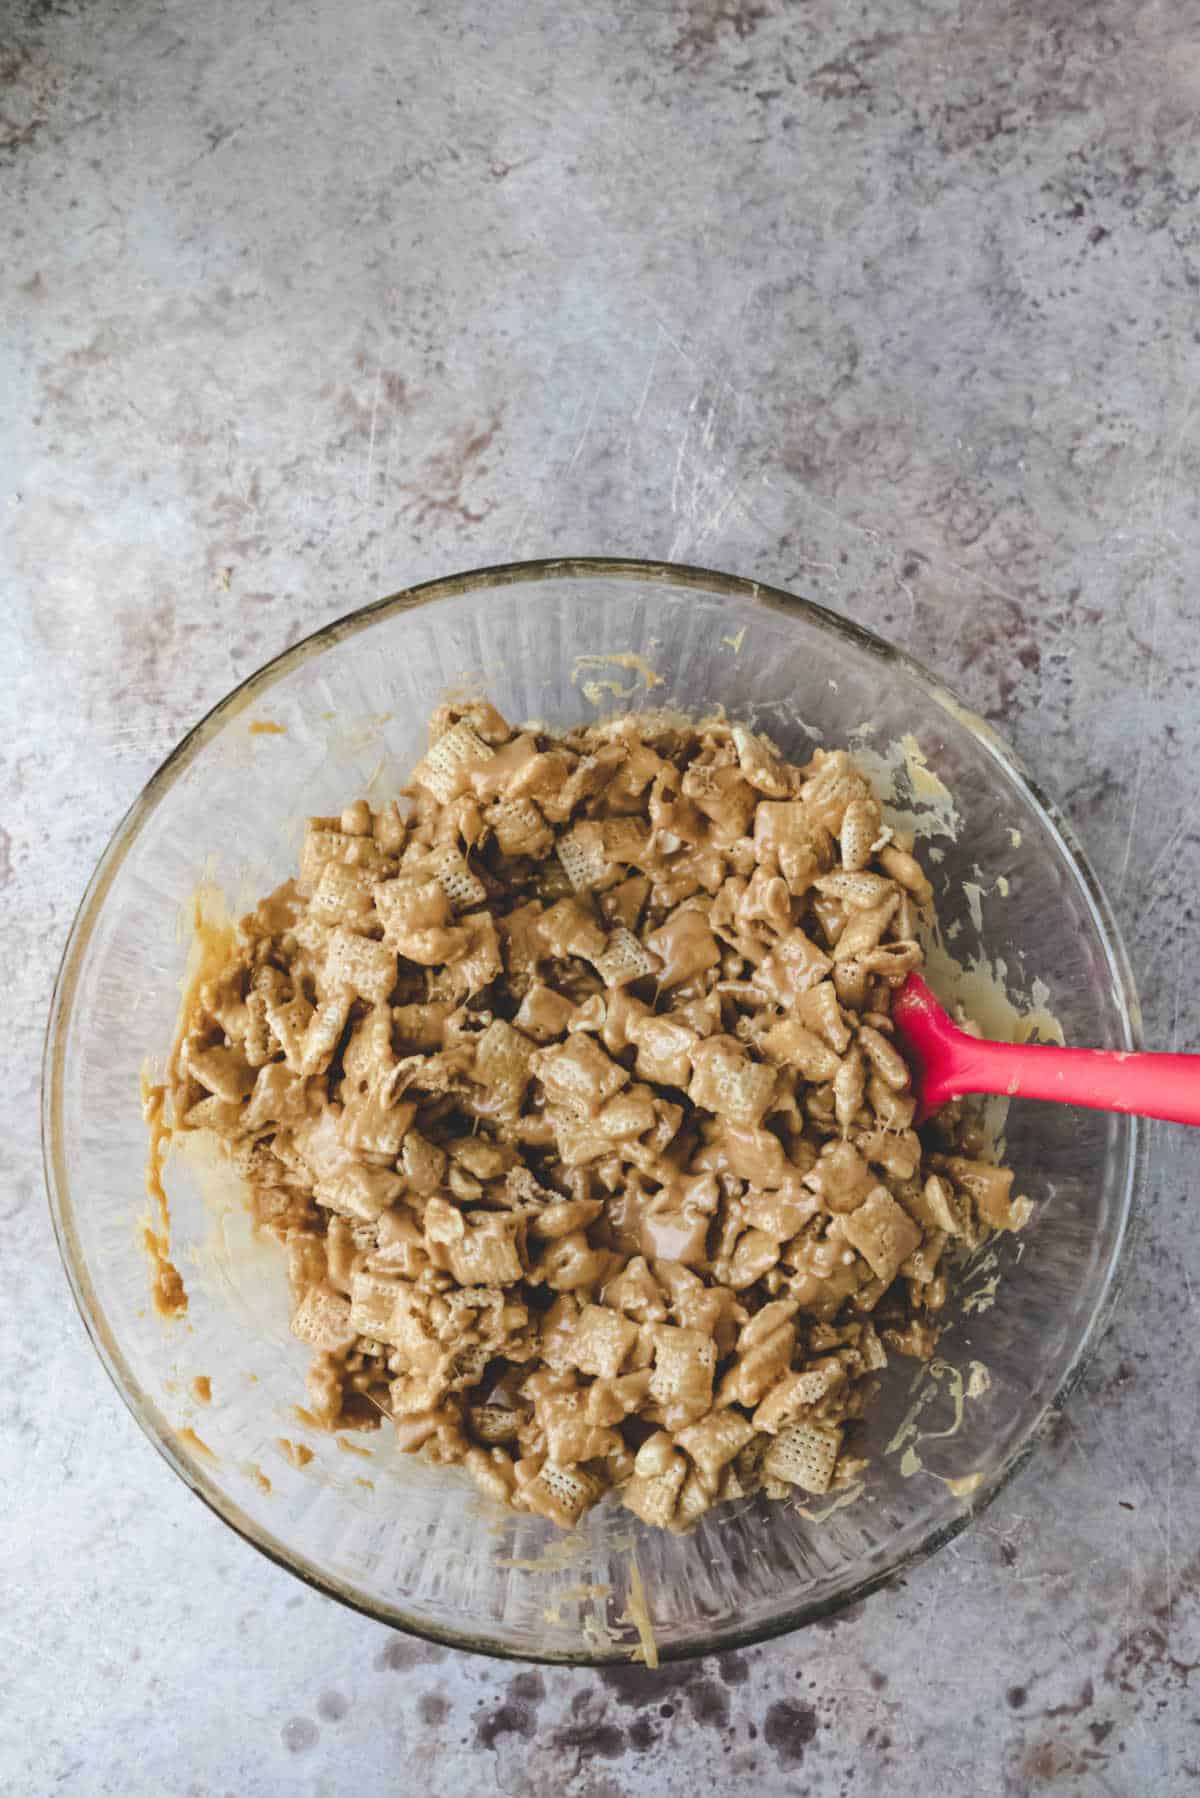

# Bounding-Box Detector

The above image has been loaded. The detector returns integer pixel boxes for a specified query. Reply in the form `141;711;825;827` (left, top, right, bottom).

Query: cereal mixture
161;700;1028;1531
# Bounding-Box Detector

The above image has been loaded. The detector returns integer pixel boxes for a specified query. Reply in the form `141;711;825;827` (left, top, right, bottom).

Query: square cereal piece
674;1409;757;1487
536;896;609;962
374;877;466;965
648;1325;716;1429
752;1360;846;1432
622;1458;687;1529
261;986;313;1071
425;1201;525;1286
430;844;488;911
755;928;834;1004
241;1062;313;1132
688;1036;777;1128
338;1090;416;1160
762;1420;842;1494
389;1367;450;1418
513;981;577;1043
290;1281;357;1353
298;989;354;1075
599;874;650;934
411;720;494;803
533;1034;628;1114
521;1462;603;1529
296;823;392;895
308;858;379;927
760;1018;842;1082
472;1018;536;1115
753;801;829;895
731;722;793;797
585;1368;652;1424
800;750;870;832
184;1042;257;1104
831;1185;922;1287
630;1013;697;1088
447;911;503;996
718;1313;796;1407
314;1164;404;1222
299;824;351;894
592;926;661;989
599;816;652;864
349;1272;435;1358
644;910;721;989
324;926;397;1005
489;797;554;859
565;1304;639;1379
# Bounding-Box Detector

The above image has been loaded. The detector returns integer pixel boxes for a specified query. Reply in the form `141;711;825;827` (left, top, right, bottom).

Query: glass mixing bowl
43;559;1141;1663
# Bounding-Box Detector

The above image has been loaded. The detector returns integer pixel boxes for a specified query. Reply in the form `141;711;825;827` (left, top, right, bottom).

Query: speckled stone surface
5;0;1200;1791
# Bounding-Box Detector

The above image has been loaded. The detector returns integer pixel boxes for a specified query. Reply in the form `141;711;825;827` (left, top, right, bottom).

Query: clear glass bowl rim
42;555;1144;1663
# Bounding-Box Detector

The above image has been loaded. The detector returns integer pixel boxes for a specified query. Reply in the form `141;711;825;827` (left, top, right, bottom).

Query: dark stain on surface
374;1637;446;1673
418;1692;449;1727
508;1670;546;1707
0;49;29;89
687;1677;730;1731
1105;1621;1200;1692
280;1717;319;1754
628;1713;659;1750
474;1699;538;1752
0;46;52;160
763;1699;818;1767
2;111;42;157
809;57;870;99
403;410;503;528
943;591;1044;721
673;0;769;62
1147;1548;1200;1622
114;601;178;714
717;1651;751;1686
815;1597;867;1631
1023;1740;1074;1783
599;1660;699;1706
550;1719;627;1760
316;1690;349;1722
1007;1684;1028;1710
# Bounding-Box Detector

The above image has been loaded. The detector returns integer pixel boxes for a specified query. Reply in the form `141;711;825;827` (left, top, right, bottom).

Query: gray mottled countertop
4;0;1200;1792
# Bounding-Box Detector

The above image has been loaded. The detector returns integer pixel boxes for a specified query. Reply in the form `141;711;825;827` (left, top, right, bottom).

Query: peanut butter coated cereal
162;701;1028;1530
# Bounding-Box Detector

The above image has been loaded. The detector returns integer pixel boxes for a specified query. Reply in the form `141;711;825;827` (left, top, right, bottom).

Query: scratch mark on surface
634;325;662;423
670;391;701;521
566;383;601;473
651;313;693;367
360;362;383;504
1138;798;1198;901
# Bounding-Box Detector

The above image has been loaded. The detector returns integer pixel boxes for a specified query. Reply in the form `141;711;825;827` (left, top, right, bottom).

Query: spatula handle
932;1036;1200;1127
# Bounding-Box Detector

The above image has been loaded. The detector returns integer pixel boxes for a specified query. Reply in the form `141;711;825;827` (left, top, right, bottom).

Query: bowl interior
45;561;1138;1661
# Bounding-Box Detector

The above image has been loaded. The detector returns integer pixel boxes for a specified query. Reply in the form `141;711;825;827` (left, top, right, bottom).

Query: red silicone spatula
892;973;1200;1126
